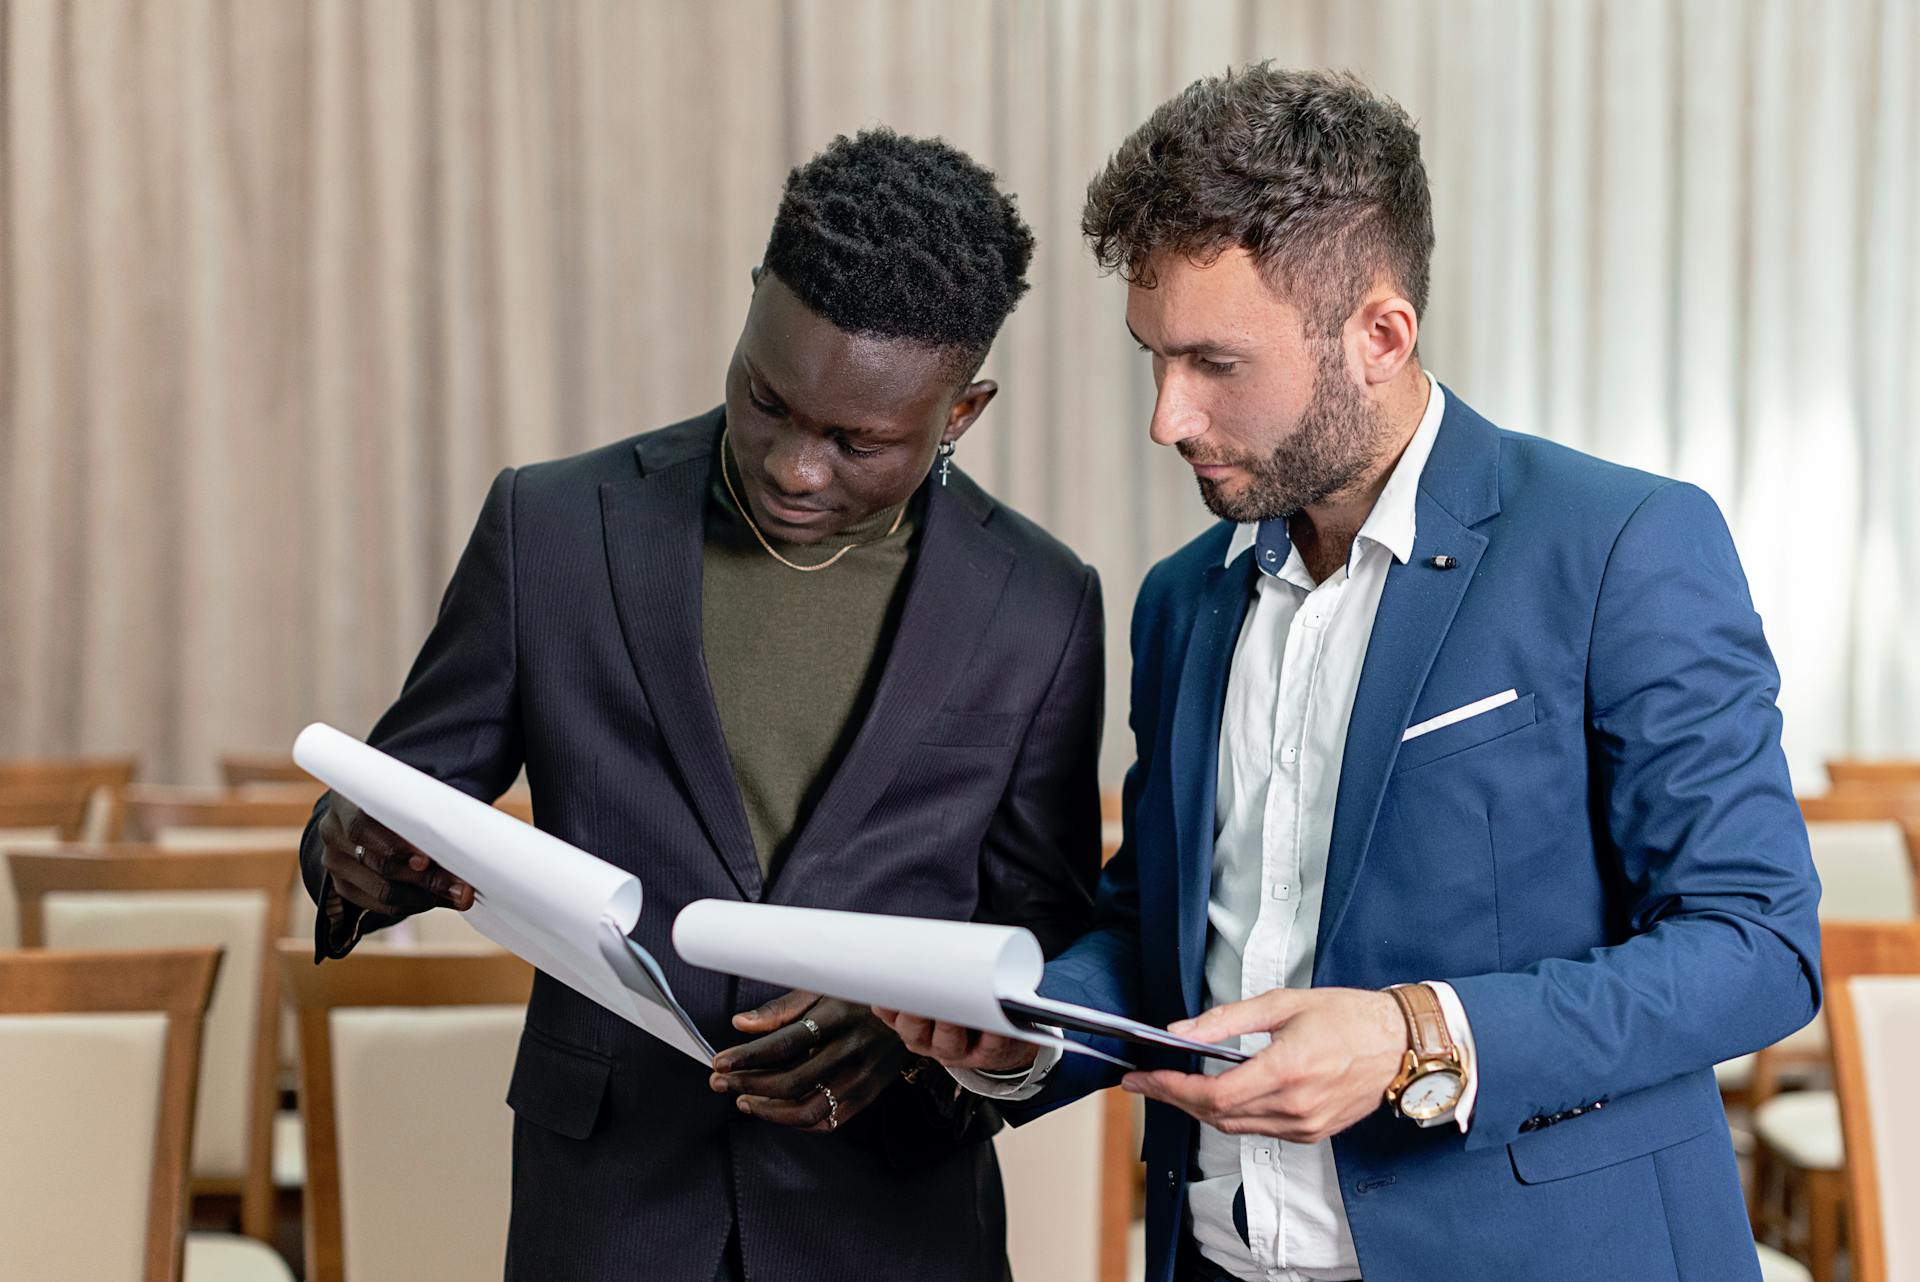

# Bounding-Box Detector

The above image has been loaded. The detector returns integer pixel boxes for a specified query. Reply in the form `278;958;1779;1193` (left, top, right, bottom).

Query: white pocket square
1402;689;1519;742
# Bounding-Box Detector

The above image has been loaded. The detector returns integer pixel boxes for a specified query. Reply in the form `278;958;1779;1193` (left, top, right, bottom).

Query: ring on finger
800;1015;822;1048
815;1082;839;1130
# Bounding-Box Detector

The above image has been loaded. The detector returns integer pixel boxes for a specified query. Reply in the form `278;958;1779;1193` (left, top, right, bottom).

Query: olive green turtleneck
700;433;923;877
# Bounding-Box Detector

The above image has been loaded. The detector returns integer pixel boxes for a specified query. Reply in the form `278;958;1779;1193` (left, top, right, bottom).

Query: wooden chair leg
240;1177;274;1241
1747;1142;1771;1239
1805;1168;1844;1282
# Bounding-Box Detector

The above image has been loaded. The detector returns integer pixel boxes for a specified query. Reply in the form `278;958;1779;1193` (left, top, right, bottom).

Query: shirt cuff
1422;980;1478;1132
948;1036;1063;1103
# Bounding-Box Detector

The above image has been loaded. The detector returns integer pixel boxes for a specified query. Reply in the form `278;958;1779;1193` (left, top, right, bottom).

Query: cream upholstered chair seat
184;1234;295;1282
1754;1090;1842;1170
1756;1242;1813;1282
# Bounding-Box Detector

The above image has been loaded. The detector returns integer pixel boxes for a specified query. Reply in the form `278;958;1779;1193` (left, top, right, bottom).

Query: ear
749;263;764;289
943;380;999;445
1353;288;1418;387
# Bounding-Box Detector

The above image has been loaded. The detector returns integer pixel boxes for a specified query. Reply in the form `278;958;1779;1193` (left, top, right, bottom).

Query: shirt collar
1224;371;1445;574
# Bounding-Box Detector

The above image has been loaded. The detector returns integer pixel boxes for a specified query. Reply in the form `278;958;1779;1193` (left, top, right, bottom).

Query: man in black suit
298;130;1103;1281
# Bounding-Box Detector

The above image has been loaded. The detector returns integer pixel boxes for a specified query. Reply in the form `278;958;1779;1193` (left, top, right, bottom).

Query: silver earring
937;440;956;487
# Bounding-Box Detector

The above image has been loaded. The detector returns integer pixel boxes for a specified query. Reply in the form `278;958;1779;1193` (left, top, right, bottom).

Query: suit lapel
1313;392;1503;969
770;472;1014;896
1169;548;1257;1016
601;412;765;900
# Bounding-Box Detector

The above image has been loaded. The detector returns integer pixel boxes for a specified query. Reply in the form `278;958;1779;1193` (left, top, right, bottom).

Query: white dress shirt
959;373;1478;1282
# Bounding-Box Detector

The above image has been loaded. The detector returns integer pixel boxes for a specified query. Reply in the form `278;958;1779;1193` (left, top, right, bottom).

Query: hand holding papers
672;901;1248;1066
293;723;714;1064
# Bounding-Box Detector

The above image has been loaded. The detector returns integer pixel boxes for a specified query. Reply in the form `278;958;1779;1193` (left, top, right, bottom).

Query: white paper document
293;723;714;1064
672;902;1248;1066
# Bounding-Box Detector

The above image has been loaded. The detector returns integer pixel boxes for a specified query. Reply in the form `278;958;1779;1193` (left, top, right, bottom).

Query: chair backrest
1822;922;1920;1282
0;947;221;1282
279;942;533;1282
0;756;139;792
122;784;316;849
11;847;295;1238
1826;759;1920;791
219;753;318;788
0;786;99;842
1799;792;1920;825
0;757;139;836
1802;821;1920;920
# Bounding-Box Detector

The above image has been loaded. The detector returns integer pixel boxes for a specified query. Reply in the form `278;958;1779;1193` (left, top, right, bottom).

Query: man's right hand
316;797;474;915
873;1009;1040;1075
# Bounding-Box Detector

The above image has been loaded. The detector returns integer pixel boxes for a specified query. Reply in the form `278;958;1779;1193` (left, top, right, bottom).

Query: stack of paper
293;724;713;1064
673;901;1247;1065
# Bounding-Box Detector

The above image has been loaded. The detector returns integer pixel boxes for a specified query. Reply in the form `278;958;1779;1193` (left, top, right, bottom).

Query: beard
1182;344;1386;524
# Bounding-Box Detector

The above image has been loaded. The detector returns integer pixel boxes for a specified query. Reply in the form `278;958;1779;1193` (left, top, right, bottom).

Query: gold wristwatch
1384;983;1466;1122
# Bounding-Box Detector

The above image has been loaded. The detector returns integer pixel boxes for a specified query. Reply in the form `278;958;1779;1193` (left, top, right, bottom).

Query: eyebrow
1125;323;1251;360
741;357;896;440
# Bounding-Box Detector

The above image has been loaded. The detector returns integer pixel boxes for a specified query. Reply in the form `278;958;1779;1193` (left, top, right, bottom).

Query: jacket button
1166;1170;1177;1190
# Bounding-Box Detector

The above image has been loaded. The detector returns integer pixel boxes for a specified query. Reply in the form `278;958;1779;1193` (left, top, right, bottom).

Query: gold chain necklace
719;428;906;572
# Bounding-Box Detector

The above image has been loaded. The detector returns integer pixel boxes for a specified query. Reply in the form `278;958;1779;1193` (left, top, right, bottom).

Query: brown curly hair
1083;64;1433;337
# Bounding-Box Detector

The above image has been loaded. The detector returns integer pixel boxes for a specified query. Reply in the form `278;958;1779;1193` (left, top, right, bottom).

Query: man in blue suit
882;65;1820;1281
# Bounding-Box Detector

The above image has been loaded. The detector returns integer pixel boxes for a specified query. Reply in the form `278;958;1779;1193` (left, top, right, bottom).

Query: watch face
1400;1069;1464;1120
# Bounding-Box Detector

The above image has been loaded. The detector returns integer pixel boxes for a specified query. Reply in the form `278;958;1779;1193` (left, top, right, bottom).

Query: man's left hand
710;990;911;1134
1122;987;1408;1143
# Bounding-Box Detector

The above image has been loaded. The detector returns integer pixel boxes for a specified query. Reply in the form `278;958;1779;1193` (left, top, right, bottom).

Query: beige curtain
4;0;1916;786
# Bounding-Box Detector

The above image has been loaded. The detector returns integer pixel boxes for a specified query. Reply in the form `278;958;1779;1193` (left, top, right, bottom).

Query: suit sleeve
302;467;527;960
1446;480;1822;1149
972;565;1104;956
986;563;1174;1121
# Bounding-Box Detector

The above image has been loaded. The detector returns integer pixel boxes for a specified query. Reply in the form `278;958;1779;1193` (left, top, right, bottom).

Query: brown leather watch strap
1389;983;1457;1061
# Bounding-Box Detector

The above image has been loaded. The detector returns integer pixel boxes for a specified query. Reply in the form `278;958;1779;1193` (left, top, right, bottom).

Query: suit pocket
506;1026;613;1141
920;709;1024;748
1393;692;1538;775
1507;1072;1716;1184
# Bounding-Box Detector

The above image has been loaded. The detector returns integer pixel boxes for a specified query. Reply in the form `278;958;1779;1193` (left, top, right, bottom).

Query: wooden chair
0;755;138;839
1747;800;1920;1280
11;847;298;1242
280;942;533;1282
0;786;101;841
122;785;319;847
1824;760;1920;792
0;790;93;949
0;947;220;1282
1823;922;1920;1282
219;754;318;788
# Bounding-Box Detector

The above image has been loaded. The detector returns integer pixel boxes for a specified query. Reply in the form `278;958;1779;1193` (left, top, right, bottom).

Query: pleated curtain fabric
3;0;1916;786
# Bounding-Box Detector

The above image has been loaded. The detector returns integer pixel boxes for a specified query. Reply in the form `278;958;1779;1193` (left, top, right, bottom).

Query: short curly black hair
762;129;1035;378
1084;64;1432;337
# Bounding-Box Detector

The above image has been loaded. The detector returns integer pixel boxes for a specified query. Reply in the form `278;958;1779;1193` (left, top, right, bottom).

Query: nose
762;431;832;497
1148;373;1209;448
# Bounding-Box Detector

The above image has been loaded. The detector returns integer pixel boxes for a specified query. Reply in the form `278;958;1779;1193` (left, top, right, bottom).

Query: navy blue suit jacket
1006;389;1821;1282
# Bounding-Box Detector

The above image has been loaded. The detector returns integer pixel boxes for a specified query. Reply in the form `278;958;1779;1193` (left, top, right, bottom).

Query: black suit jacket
300;409;1104;1281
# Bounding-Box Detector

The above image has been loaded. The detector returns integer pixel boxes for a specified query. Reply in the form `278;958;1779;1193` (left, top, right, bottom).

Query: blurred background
3;3;1919;1282
4;0;1917;787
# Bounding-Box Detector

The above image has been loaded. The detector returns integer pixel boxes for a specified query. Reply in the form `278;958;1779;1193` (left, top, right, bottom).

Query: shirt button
1280;746;1297;763
1263;549;1278;563
1271;883;1291;900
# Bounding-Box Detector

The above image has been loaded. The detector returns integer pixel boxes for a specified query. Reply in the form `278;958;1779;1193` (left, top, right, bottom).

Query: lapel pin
1429;555;1458;570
